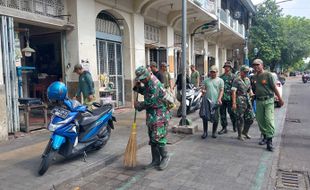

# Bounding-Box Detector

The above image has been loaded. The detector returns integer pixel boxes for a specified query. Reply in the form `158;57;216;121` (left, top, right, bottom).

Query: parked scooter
177;83;203;117
38;82;115;176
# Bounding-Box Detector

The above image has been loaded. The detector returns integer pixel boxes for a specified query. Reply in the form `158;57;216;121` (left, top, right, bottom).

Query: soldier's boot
232;121;237;132
266;138;274;152
259;134;267;145
144;145;160;169
242;125;251;139
237;125;244;141
158;146;170;170
211;123;218;138
201;121;208;139
218;126;227;135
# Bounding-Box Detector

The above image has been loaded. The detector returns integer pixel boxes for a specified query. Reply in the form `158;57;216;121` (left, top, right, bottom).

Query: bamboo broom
123;94;138;167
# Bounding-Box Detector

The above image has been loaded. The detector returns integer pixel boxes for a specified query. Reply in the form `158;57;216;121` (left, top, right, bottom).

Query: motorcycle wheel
38;149;55;176
95;125;111;150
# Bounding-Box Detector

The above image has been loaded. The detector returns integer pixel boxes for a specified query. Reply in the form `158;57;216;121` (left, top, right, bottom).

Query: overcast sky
252;0;310;18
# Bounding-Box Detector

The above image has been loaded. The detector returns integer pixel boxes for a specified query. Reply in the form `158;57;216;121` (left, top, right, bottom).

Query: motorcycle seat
79;104;112;127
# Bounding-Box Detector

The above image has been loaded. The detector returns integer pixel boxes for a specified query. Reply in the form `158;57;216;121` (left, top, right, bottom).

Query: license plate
52;107;70;119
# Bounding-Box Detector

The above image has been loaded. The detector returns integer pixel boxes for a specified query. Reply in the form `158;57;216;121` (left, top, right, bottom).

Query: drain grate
276;170;309;190
285;118;301;123
288;102;298;104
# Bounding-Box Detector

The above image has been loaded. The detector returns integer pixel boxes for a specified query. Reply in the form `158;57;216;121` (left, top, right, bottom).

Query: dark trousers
202;107;219;134
220;100;236;129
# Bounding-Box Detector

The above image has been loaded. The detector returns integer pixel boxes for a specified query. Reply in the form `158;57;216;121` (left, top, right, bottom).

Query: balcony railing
220;9;245;37
192;0;216;14
0;0;65;19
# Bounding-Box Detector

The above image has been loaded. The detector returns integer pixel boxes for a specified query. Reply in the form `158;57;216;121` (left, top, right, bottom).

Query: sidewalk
0;106;198;190
54;87;290;190
0;84;290;190
55;97;289;190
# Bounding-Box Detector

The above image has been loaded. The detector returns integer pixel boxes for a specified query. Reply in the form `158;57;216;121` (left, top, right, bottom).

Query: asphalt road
276;77;310;190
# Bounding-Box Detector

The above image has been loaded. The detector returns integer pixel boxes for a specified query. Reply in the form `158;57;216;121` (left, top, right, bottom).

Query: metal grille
276;170;309;190
96;18;121;36
145;24;160;42
96;39;124;107
285;118;301;123
0;0;65;19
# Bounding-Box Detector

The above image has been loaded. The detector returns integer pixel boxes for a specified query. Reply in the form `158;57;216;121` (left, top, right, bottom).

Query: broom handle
133;93;138;123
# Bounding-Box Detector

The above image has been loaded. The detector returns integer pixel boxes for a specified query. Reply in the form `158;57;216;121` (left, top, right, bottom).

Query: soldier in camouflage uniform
133;66;170;170
231;65;255;141
218;61;237;135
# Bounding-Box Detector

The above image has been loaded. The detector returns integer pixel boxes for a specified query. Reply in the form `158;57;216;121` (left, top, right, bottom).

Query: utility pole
180;0;187;126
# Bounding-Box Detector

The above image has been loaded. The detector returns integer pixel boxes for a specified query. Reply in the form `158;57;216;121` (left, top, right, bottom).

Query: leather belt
256;95;273;101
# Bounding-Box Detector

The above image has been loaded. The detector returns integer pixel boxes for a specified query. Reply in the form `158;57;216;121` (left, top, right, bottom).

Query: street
1;77;310;190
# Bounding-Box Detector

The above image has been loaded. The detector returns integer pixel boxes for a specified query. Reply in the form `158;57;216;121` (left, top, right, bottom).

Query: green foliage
249;0;310;71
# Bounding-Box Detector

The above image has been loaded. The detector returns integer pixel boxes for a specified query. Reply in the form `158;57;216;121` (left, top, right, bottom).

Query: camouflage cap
223;61;233;68
240;65;250;72
135;66;150;81
150;61;157;67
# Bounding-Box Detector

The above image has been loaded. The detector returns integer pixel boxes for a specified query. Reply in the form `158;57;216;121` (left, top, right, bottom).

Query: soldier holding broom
133;66;171;170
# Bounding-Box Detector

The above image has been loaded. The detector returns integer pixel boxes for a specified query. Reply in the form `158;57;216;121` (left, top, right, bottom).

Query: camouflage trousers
148;123;168;147
220;100;237;129
234;100;255;135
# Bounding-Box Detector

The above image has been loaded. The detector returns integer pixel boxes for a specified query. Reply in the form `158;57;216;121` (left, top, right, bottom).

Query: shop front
96;11;124;107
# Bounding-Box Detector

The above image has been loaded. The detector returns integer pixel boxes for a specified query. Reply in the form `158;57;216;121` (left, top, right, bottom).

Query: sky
252;0;310;18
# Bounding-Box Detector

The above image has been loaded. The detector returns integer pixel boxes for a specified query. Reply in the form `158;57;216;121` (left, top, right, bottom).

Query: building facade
0;0;255;141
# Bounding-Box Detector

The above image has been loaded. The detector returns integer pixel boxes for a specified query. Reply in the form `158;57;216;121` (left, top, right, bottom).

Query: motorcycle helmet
47;81;68;101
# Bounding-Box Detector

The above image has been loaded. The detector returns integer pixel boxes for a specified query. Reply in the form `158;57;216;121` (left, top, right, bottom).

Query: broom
123;93;138;167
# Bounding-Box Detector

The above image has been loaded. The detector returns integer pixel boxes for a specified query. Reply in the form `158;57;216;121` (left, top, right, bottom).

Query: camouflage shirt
220;72;235;101
133;75;170;126
231;76;252;105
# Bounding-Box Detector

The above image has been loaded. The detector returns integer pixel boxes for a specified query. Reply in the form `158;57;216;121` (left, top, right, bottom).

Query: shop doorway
17;24;63;101
96;11;124;107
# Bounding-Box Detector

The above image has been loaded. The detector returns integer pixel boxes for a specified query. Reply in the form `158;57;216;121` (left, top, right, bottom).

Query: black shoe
201;120;208;139
259;135;267;145
233;127;237;132
201;132;208;139
212;123;218;138
218;128;227;135
144;145;160;169
266;138;273;152
158;146;170;170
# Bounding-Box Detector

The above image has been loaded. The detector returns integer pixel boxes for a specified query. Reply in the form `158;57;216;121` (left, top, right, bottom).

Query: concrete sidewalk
0;107;199;190
54;86;290;190
0;82;290;190
55;100;289;190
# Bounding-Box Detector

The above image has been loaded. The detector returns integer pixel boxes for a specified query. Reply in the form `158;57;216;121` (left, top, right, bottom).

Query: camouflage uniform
231;66;255;140
219;71;237;133
134;66;170;170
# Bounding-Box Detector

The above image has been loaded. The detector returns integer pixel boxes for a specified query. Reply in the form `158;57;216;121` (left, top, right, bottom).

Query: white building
0;0;255;141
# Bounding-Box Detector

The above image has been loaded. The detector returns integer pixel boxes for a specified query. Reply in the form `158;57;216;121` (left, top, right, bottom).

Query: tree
250;0;310;71
250;0;284;70
280;16;310;70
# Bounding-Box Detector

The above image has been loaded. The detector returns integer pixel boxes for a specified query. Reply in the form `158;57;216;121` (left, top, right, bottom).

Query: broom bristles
123;123;137;167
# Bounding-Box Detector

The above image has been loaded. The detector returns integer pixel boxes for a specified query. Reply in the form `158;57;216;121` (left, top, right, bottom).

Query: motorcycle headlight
48;115;74;132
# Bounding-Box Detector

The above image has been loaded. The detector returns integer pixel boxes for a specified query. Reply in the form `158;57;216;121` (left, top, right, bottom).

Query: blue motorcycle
38;82;115;176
